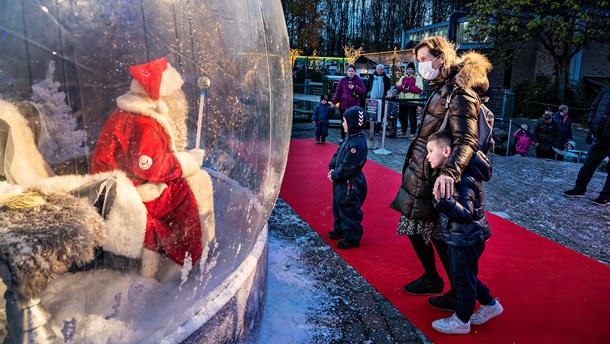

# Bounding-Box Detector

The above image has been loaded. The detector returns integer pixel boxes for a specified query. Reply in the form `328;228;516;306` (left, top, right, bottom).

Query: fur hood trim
116;92;177;152
454;51;492;95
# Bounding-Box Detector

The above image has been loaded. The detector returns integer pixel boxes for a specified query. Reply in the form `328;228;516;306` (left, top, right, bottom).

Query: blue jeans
448;241;494;323
574;139;610;199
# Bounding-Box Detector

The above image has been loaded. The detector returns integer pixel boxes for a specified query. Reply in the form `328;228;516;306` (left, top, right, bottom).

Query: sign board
365;98;382;122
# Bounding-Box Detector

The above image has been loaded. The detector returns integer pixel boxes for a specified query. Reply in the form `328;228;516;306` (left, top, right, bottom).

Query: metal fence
293;81;324;120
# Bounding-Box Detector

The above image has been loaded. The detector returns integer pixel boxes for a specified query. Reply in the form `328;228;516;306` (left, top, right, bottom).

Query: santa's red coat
92;109;202;265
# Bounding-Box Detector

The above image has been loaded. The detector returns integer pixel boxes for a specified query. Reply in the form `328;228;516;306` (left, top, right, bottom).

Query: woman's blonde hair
414;36;457;78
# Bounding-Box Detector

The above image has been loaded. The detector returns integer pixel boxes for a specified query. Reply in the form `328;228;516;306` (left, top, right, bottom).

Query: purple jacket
332;76;366;111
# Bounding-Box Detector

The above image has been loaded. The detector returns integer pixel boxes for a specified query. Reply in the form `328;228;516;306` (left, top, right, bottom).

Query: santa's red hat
129;57;184;100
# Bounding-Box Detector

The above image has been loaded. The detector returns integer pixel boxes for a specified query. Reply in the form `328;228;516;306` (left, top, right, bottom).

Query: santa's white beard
163;90;188;151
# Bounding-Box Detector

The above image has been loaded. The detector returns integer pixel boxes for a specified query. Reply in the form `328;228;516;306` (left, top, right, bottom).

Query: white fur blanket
0;192;103;300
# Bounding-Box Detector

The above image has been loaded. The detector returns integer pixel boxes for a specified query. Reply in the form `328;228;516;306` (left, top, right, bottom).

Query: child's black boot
327;230;343;240
337;239;360;250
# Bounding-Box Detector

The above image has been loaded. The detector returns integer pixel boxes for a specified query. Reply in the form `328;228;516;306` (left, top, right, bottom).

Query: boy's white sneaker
432;313;470;334
470;298;504;325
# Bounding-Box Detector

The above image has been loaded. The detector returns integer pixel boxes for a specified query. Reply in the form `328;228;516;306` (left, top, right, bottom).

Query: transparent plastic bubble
0;0;291;342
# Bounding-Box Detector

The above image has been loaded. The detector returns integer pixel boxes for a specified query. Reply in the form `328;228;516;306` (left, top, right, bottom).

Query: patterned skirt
397;214;441;244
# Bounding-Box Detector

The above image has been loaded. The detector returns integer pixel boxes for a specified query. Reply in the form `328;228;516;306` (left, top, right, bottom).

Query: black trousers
574;139;610;199
398;104;417;135
315;122;329;139
332;175;367;241
448;241;494;323
536;147;555;159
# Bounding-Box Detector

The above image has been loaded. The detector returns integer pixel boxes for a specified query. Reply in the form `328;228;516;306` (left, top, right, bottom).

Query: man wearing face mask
395;62;423;139
390;36;493;329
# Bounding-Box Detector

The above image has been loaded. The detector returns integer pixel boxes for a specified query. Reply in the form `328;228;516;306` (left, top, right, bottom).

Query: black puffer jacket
436;151;492;247
390;51;492;221
589;86;610;143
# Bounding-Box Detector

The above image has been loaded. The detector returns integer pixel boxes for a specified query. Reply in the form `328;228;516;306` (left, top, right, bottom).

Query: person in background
331;64;366;143
385;89;399;138
553;104;572;152
563;86;610;206
513;124;536;156
366;64;391;133
533;107;559;159
395;61;423;139
312;94;332;144
327;106;368;249
426;130;503;334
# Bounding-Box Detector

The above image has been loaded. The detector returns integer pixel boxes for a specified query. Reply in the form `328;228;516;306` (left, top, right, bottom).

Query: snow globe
0;1;291;343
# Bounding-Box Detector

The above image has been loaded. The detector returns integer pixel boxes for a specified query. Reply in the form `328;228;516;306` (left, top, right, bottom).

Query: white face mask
418;56;441;80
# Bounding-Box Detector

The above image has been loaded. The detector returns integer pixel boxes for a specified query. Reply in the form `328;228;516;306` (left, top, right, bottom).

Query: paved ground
268;119;609;343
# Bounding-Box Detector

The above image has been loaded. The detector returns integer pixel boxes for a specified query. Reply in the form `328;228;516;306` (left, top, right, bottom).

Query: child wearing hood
312;94;332;144
327;106;368;250
427;130;503;334
385;89;399;138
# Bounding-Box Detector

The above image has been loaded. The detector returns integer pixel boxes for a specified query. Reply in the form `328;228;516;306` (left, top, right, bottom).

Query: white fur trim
25;171;148;259
0;101;54;184
185;169;216;246
175;152;200;177
128;63;184;100
136;182;168;202
159;64;184;98
156;100;169;114
116;93;177;152
129;78;149;99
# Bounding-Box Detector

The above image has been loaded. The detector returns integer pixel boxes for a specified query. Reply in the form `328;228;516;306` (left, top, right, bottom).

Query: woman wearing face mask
331;64;366;143
390;36;492;310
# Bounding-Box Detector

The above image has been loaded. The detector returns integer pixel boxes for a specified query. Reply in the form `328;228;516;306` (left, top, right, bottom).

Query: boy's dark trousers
315;122;329;141
448;241;494;323
331;175;367;241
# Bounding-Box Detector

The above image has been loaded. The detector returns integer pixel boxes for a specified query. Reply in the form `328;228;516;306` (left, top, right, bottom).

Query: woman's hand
433;174;454;201
327;169;334;182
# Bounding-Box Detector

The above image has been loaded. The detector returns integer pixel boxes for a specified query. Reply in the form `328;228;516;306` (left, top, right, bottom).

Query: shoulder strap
438;86;459;132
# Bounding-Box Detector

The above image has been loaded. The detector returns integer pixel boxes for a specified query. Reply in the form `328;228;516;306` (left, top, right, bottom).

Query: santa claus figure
92;57;214;276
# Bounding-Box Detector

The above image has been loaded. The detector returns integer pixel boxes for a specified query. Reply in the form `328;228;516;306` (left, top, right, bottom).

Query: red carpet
280;138;610;344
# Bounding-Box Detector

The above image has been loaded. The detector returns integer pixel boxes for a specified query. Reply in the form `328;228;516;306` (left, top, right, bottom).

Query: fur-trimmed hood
431;51;492;96
454;51;492;96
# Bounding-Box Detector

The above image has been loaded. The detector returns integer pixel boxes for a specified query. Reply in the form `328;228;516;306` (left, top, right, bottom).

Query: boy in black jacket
327;106;368;250
426;130;503;334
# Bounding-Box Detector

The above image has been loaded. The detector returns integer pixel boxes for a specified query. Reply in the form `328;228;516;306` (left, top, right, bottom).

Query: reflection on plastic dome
0;0;291;342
